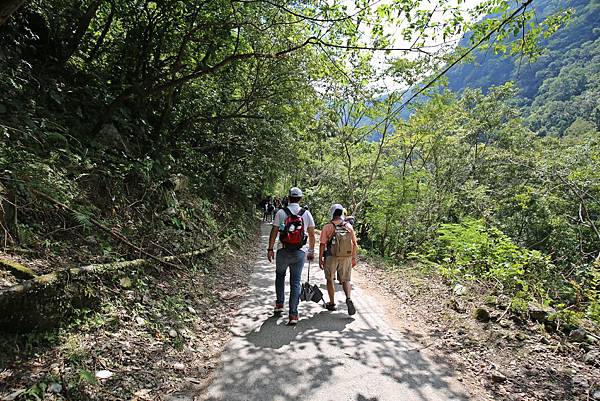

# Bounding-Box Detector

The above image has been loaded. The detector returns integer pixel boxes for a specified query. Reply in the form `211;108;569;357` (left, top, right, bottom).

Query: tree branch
232;0;369;23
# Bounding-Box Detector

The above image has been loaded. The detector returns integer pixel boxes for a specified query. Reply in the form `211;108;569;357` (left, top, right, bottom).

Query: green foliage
21;382;47;400
547;308;584;329
78;369;97;385
293;78;599;324
447;0;600;137
583;264;600;322
431;219;552;292
510;295;530;315
0;0;596;336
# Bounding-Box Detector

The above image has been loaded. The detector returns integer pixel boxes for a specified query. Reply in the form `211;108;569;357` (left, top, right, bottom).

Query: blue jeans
275;248;305;316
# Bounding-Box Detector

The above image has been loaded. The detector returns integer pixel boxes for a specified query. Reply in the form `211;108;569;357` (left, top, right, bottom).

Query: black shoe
325;302;337;311
346;299;356;315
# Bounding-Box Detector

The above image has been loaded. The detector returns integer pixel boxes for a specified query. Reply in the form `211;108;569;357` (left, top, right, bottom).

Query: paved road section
201;222;469;401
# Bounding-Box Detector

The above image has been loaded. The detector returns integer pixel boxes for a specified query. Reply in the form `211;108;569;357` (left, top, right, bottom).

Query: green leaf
79;369;97;384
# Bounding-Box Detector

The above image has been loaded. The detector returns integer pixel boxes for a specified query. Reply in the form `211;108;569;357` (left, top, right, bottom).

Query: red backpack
279;207;307;249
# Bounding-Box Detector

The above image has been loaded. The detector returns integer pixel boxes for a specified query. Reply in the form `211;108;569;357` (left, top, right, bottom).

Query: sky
351;0;486;91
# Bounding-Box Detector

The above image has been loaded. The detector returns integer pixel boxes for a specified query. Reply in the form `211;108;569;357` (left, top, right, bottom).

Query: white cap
288;187;303;197
329;203;344;219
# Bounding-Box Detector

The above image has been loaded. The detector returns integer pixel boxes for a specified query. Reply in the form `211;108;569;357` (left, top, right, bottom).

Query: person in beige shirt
319;204;358;315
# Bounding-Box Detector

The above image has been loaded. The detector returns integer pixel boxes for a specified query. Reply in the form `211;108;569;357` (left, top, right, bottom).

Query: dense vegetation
0;0;325;260
2;2;599;400
446;0;600;137
296;0;600;325
0;0;597;332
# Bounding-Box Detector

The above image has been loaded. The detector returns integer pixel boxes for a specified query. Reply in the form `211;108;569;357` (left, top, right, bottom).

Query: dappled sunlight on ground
195;222;469;401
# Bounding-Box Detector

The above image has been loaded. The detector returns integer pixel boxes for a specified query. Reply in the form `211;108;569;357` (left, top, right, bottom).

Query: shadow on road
246;311;354;349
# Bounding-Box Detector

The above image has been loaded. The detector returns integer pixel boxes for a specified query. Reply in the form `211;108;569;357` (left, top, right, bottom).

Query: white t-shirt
272;203;315;252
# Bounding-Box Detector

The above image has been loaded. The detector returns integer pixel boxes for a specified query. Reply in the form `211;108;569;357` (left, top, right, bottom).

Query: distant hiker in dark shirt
262;200;271;221
266;201;275;222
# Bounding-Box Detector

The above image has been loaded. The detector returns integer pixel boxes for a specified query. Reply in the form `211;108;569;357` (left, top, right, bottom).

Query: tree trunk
61;0;102;64
0;0;26;27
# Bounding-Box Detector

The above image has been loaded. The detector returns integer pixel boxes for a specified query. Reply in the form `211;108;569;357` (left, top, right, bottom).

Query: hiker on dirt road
267;187;316;325
319;204;358;315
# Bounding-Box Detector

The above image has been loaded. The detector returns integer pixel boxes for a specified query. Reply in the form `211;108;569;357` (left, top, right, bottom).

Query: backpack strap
283;207;292;217
299;208;306;216
326;221;336;243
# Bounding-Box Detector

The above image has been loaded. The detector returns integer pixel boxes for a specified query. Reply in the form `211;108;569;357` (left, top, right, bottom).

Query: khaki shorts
324;256;352;282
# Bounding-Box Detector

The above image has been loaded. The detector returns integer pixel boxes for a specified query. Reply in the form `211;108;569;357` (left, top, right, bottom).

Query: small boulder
572;376;589;389
491;371;507;383
48;383;62;393
446;298;466;313
168;329;178;338
583;350;599;365
452;284;467;296
473;307;490;322
569;328;587;343
95;370;113;379
173;362;185;371
528;303;554;322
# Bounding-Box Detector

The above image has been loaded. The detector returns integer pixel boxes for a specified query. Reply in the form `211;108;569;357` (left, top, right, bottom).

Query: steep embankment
0;222;261;400
356;260;600;401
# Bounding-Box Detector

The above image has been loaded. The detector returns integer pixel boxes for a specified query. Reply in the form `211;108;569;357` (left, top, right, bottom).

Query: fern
72;210;92;231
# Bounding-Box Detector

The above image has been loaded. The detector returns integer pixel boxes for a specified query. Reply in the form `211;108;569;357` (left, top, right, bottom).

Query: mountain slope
445;0;600;136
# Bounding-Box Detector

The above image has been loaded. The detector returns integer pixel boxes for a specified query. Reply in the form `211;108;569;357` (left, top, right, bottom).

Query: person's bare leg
343;281;356;315
342;281;352;300
326;278;335;303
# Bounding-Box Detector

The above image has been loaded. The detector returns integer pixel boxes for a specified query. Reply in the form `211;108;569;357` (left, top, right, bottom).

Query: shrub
430;218;552;293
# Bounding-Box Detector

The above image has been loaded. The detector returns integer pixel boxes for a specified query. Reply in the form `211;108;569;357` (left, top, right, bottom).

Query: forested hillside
446;0;600;136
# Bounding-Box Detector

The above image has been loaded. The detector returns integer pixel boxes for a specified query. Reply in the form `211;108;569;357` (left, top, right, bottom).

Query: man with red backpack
267;187;316;325
319;204;358;315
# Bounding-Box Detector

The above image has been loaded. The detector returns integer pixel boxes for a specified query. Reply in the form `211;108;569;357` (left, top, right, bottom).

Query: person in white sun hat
319;203;358;315
267;187;316;325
